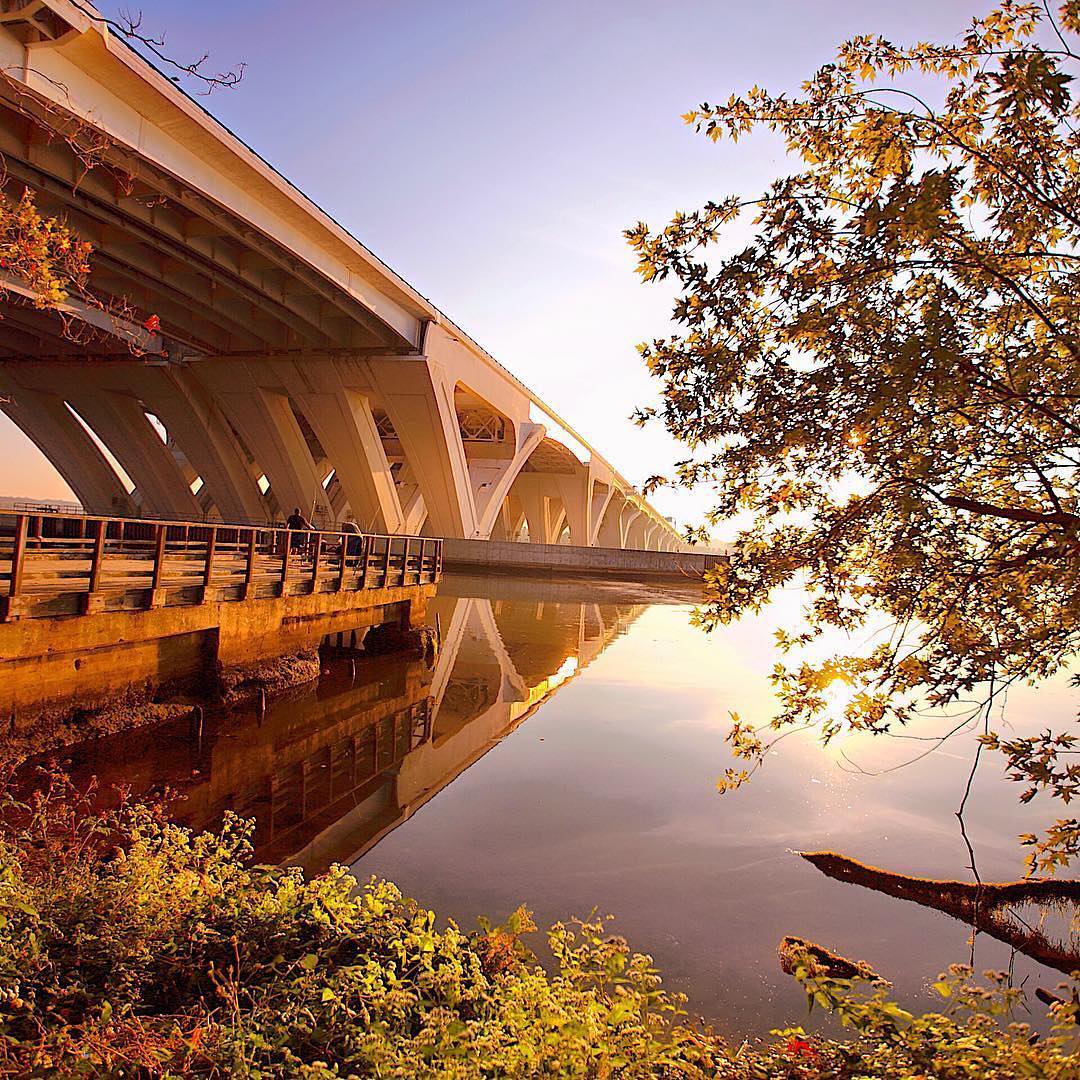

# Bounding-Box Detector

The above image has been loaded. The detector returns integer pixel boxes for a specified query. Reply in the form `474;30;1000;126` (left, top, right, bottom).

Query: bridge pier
65;389;203;520
367;356;479;538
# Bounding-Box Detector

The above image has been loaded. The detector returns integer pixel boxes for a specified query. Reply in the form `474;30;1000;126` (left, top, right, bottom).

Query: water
36;571;1078;1035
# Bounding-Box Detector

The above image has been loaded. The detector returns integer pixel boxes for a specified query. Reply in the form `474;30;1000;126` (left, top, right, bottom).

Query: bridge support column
0;386;135;515
588;481;615;546
66;389;203;519
551;473;591;546
366;357;478;538
284;380;405;534
202;366;327;524
473;422;546;539
130;367;268;523
514;475;561;544
393;460;428;534
622;508;646;550
595;496;625;548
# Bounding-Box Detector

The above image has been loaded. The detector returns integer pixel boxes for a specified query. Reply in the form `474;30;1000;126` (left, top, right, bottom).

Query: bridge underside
0;1;682;552
0;347;681;551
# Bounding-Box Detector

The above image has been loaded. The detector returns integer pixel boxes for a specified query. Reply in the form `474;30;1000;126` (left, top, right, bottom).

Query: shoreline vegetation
1;777;1077;1078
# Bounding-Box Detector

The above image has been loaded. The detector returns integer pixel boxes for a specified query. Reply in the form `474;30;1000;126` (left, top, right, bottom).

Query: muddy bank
2;648;324;769
217;649;323;706
0;691;193;771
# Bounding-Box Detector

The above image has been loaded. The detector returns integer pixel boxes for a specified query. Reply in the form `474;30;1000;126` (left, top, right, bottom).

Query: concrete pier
441;537;726;581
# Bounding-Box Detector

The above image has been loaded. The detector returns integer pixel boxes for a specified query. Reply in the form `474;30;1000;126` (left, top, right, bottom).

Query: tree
628;1;1080;870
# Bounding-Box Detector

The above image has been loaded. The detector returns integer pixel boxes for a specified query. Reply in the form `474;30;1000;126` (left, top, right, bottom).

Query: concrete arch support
0;386;135;515
282;377;405;534
130;367;268;523
588;480;615;546
65;388;203;519
622;508;648;550
514;475;562;545
474;421;546;538
551;473;591;547
595;495;626;548
365;357;478;538
201;364;327;523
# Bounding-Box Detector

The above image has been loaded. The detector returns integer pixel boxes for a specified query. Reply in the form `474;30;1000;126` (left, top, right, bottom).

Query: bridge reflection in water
43;578;649;873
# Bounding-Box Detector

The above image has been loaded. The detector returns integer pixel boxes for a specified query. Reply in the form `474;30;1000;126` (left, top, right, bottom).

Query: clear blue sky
2;0;982;528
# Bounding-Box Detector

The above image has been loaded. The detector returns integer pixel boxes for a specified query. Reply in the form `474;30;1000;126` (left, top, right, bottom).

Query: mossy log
800;850;1080;975
777;935;886;983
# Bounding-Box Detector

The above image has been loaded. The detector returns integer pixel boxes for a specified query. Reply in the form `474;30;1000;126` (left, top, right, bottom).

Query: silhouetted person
286;507;312;551
286;507;312;531
340;516;362;556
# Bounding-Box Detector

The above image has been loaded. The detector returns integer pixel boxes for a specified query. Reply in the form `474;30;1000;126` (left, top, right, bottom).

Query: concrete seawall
0;582;435;720
442;538;727;581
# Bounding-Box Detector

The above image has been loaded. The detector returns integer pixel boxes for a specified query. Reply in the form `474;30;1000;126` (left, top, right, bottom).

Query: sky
0;0;988;529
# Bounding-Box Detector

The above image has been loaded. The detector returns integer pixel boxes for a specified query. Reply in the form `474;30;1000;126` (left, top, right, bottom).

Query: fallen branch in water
778;935;887;984
800;850;1080;975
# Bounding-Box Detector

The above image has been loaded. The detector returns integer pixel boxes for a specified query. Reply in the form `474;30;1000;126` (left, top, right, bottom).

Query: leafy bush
0;779;1076;1076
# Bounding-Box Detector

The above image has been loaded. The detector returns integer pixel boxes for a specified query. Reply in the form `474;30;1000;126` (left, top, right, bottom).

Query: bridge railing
0;511;442;621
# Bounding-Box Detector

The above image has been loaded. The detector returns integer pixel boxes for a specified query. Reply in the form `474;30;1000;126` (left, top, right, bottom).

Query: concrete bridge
0;1;682;552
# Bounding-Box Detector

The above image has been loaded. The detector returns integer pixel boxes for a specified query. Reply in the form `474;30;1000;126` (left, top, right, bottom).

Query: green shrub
0;778;1076;1076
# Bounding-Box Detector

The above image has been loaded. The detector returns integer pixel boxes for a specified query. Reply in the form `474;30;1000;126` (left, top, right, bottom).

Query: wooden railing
0;511;442;621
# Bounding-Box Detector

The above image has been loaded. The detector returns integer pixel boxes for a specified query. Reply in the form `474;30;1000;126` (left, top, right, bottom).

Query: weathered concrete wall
441;538;727;580
0;582;435;718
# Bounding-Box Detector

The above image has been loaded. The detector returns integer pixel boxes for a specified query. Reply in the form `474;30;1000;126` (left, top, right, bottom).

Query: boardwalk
0;511;441;622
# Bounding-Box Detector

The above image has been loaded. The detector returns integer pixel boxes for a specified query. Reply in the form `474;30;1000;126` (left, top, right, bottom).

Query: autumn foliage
0;186;91;310
0;779;1076;1077
630;2;1080;867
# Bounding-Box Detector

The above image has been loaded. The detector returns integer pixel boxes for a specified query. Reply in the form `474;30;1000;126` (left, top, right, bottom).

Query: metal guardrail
0;511;442;621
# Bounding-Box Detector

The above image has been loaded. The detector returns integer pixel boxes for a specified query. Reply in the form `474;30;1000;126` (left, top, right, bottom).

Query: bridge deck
0;511;442;622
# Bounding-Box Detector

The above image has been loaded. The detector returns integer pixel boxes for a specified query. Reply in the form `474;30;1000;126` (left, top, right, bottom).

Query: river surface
39;571;1077;1035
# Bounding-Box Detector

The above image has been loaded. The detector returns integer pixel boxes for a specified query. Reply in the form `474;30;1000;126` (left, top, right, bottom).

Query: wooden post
382;538;392;589
148;523;168;608
281;530;292;596
360;535;370;589
8;514;28;598
1;514;28;621
403;538;412;586
200;526;217;603
310;532;323;594
243;528;257;599
82;518;107;614
337;532;348;592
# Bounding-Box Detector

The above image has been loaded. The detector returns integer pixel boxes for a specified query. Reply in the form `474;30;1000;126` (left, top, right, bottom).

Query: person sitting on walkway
340;515;363;556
